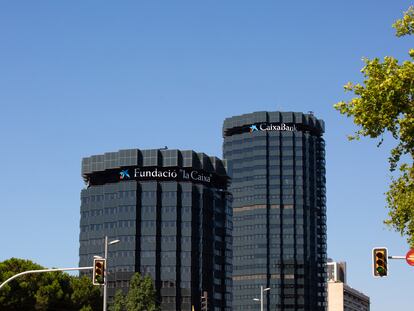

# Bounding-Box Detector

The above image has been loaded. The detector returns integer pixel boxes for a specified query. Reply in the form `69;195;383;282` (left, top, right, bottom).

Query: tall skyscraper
223;111;327;310
79;148;232;311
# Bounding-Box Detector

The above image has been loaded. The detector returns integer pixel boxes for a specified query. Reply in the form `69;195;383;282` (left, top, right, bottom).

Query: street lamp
252;286;271;311
103;236;120;311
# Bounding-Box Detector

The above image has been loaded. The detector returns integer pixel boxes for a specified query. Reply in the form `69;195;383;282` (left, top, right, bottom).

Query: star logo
119;169;130;180
249;125;259;132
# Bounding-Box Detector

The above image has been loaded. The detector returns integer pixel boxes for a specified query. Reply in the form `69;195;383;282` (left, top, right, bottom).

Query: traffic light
373;247;388;277
93;258;106;285
201;291;208;311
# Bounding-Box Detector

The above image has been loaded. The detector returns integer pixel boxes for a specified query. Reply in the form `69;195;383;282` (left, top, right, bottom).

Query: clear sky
1;1;413;309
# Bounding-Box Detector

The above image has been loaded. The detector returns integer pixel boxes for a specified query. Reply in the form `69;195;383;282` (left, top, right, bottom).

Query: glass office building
79;148;232;311
223;111;327;310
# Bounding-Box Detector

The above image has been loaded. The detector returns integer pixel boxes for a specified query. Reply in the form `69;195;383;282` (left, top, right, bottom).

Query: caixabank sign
86;166;228;189
224;122;322;137
249;123;297;132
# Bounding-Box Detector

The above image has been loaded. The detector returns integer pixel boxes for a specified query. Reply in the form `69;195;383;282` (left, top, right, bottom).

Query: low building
327;260;370;311
327;260;346;283
328;282;370;311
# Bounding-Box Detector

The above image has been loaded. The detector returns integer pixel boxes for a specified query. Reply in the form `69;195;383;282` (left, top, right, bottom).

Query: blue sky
1;1;413;309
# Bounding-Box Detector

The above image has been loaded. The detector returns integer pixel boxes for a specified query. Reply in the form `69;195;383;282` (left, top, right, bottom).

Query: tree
109;290;125;311
0;258;45;310
125;273;159;311
334;6;414;246
70;275;102;310
0;258;102;311
109;273;159;311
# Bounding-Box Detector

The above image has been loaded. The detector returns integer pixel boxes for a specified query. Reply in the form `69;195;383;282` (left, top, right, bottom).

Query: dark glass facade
79;149;232;311
223;111;327;311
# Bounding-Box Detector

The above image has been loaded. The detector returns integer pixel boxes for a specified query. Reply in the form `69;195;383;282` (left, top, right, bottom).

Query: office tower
223;111;327;310
79;148;232;311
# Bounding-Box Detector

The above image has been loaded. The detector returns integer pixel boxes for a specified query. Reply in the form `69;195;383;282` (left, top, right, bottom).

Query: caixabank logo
119;169;130;180
249;125;259;132
250;123;297;132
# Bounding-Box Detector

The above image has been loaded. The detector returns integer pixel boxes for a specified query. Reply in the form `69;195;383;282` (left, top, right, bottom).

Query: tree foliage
0;258;102;311
393;6;414;37
334;6;414;246
109;290;125;311
109;273;159;311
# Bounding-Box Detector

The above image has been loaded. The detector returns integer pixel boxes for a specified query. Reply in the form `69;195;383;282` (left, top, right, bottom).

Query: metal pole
0;266;93;290
388;256;405;259
103;236;108;311
260;285;263;311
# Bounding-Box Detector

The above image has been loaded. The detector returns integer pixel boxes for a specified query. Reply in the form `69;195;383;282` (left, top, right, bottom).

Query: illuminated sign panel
225;122;322;137
86;166;227;188
253;123;297;132
134;168;211;182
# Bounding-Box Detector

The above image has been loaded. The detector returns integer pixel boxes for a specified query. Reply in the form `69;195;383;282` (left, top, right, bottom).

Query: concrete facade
327;281;370;311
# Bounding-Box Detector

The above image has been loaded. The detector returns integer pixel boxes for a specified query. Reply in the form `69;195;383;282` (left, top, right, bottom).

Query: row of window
225;145;306;154
142;206;192;214
234;233;301;239
82;191;199;205
234;283;304;290
232;164;304;174
140;221;193;229
230;181;302;194
229;155;304;166
81;205;198;219
81;220;136;232
232;174;304;183
160;280;195;290
112;265;134;272
81;191;137;204
224;136;307;146
233;194;303;203
141;236;192;244
234;240;304;248
80;236;135;247
162;236;183;244
161;296;177;303
233;224;298;231
107;251;135;258
233;255;303;268
233;214;300;222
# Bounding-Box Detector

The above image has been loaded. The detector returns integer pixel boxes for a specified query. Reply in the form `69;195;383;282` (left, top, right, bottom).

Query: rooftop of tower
223;111;325;137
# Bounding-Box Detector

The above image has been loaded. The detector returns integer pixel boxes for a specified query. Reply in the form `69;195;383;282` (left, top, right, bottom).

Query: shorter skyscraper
327;260;370;311
79;148;232;311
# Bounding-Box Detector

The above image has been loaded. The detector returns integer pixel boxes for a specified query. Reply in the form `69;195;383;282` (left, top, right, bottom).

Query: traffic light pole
0;266;93;290
260;285;264;311
253;286;271;311
103;236;109;311
103;236;120;311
